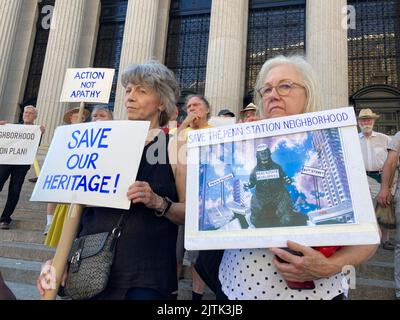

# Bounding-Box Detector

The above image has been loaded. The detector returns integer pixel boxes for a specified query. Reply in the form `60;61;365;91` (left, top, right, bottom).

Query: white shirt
359;131;390;172
219;249;346;300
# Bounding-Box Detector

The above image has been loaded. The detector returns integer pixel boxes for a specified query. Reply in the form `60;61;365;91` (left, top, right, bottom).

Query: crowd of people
0;55;398;300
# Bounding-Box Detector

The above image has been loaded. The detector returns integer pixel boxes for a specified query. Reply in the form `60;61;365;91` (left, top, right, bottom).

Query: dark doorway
351;84;400;136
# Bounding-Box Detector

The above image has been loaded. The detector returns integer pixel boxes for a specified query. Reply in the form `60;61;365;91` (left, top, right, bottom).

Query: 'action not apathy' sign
60;68;115;103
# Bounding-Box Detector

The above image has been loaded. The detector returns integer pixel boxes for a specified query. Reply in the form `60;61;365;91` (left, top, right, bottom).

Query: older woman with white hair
215;55;378;300
38;61;186;300
91;105;114;121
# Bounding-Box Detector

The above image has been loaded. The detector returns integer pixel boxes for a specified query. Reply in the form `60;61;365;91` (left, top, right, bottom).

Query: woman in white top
218;55;378;300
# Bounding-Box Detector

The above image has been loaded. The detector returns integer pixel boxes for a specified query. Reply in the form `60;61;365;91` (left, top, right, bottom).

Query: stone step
5;281;41;300
348;278;396;300
0;193;46;215
356;260;394;282
11;209;47;221
3;278;214;301
0;196;47;212
0;257;41;286
12;217;46;231
177;279;215;300
371;247;394;264
0;260;214;300
0;229;45;244
0;242;55;262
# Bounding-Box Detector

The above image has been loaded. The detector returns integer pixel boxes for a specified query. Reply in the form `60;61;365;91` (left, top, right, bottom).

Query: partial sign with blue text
0;124;42;165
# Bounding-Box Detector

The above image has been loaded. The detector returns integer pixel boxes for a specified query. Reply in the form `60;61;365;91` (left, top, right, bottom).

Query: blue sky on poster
201;131;344;214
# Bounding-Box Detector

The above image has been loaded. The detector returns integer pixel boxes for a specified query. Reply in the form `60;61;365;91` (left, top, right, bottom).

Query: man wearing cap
239;103;257;122
218;109;235;118
358;108;394;250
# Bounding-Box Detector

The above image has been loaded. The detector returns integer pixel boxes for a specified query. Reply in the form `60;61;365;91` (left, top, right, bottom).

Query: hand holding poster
0;124;41;165
185;107;380;250
30;121;150;209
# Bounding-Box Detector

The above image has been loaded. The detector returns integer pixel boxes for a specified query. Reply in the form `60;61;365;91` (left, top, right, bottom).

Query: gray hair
91;105;113;120
253;55;322;117
184;94;211;119
121;61;180;126
24;105;37;116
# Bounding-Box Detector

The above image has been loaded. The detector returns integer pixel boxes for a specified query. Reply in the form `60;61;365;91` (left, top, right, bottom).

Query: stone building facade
0;0;398;145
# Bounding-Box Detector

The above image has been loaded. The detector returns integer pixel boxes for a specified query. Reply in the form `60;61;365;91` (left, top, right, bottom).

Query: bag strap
109;212;129;251
116;211;128;229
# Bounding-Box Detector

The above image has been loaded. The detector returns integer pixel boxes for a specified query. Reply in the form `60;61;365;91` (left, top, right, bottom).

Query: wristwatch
154;196;173;217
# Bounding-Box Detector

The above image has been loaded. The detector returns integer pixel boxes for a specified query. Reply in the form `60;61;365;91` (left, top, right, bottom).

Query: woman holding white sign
44;106;90;242
213;55;378;300
38;61;185;300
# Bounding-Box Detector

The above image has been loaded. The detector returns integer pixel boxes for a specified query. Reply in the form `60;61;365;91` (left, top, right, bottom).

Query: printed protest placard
185;107;380;250
30;121;149;209
0;124;41;165
60;68;115;103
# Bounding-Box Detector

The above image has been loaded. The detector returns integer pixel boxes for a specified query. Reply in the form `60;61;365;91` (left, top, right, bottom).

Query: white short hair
254;55;322;117
24;105;37;116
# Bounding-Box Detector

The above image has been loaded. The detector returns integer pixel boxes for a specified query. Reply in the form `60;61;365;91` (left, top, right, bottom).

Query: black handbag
64;213;127;300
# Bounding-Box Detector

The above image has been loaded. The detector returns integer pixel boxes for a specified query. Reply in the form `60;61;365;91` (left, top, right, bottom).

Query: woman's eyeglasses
258;80;305;98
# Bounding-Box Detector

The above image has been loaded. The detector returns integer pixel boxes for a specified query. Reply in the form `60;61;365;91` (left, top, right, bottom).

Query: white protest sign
60;68;115;103
185;107;380;249
0;124;41;165
30;121;150;209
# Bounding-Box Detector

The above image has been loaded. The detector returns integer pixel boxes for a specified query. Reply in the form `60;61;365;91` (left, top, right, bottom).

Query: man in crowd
377;131;400;299
217;108;235;118
358;108;394;250
239;103;257;122
0;106;44;230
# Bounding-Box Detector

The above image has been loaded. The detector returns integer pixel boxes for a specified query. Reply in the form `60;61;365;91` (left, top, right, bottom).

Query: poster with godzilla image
185;107;380;250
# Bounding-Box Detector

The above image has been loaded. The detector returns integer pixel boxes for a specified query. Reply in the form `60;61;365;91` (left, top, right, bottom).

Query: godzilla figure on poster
198;128;354;231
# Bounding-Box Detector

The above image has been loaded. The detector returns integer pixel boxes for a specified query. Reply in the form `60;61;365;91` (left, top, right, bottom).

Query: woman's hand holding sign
127;181;184;225
270;241;333;282
127;181;164;210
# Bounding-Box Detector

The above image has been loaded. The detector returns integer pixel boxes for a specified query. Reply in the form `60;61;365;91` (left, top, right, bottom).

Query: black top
79;133;179;298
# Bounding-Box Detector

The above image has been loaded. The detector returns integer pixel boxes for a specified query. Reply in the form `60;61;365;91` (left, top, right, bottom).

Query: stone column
0;0;23;109
0;0;37;122
36;0;86;146
306;0;348;108
154;0;171;63
113;0;159;120
204;0;248;117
